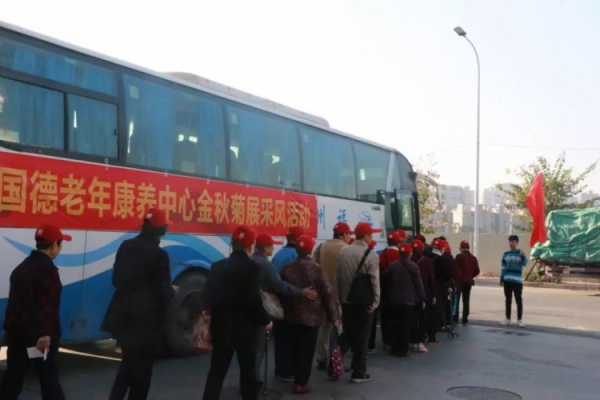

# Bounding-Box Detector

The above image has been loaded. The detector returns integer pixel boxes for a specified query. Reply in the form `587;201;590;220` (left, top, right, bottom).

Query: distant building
483;184;513;207
438;185;474;209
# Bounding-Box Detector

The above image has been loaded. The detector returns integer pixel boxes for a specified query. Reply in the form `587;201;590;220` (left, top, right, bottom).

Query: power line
482;142;600;152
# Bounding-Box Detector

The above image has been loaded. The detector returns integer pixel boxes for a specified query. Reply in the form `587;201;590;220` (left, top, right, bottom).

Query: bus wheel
166;271;207;357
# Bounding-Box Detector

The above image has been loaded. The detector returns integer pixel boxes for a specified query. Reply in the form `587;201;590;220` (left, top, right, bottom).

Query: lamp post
454;26;481;258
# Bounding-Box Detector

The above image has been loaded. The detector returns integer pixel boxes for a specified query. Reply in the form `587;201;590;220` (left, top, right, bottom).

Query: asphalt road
2;285;600;399
468;284;600;335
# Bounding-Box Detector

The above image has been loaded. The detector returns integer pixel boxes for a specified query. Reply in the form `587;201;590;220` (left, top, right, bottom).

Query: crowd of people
201;222;484;399
0;209;531;400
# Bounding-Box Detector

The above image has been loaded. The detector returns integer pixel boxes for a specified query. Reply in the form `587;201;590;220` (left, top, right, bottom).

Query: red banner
0;152;317;237
525;172;547;247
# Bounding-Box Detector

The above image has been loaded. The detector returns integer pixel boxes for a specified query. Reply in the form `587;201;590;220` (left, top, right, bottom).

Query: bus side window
300;126;357;198
0;76;64;150
354;142;389;202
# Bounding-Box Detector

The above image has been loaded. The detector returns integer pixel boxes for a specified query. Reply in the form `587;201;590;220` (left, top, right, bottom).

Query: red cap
460;240;470;249
35;224;72;243
387;231;401;244
411;239;424;252
431;238;443;250
369;240;377;249
231;225;256;247
348;238;356;245
333;222;353;234
256;234;283;247
296;235;316;254
354;222;382;237
395;229;408;241
144;208;171;228
399;243;413;255
416;234;426;243
286;226;305;241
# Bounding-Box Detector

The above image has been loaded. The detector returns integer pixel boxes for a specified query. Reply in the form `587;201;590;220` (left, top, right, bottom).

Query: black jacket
432;252;456;293
101;234;174;354
206;251;270;351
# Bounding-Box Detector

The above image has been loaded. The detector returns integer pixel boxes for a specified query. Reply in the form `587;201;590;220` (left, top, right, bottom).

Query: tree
414;156;443;234
495;153;599;223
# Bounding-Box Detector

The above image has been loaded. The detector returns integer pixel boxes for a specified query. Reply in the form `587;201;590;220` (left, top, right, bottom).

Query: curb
475;278;600;292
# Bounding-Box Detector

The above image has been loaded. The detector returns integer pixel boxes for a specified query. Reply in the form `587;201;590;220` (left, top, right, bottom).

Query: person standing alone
500;235;528;328
0;224;70;400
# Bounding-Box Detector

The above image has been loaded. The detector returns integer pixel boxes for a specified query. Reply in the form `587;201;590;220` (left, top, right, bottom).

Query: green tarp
531;207;600;265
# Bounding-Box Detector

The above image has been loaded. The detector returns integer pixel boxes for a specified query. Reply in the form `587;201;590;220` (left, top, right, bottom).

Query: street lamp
454;26;481;258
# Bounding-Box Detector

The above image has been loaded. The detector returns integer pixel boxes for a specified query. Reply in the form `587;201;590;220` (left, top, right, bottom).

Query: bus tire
166;271;207;357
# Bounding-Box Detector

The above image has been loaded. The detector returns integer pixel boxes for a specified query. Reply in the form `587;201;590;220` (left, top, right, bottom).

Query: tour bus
0;21;419;355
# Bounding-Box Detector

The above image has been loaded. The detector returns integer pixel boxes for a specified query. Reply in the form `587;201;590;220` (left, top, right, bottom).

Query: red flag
525;173;547;247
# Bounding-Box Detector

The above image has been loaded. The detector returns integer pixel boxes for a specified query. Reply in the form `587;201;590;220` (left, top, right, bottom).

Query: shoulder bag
346;248;374;308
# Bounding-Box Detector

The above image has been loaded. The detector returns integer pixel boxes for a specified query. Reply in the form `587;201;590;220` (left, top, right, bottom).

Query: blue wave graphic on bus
2;233;228;268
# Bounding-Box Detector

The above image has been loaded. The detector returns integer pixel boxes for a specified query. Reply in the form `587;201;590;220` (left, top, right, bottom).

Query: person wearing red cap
368;231;402;353
394;229;409;243
453;241;480;324
272;226;305;272
410;239;438;348
251;234;317;386
429;238;456;333
312;222;352;371
0;224;71;399
103;208;175;400
279;235;340;395
384;243;426;358
337;222;382;383
203;225;271;400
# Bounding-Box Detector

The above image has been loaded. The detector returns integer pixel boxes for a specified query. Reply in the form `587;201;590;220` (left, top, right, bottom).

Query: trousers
453;283;473;322
0;339;65;400
203;344;258;400
504;281;523;320
338;304;374;379
108;345;156;400
278;324;319;385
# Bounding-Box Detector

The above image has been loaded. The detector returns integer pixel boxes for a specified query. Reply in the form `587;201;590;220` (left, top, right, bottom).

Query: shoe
417;343;428;353
462;319;469;325
501;319;511;326
351;374;371;383
276;375;294;383
517;320;525;328
293;385;311;395
317;361;327;371
367;348;375;355
429;339;441;345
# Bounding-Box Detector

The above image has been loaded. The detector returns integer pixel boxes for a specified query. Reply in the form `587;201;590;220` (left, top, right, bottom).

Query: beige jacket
314;239;347;299
336;240;381;308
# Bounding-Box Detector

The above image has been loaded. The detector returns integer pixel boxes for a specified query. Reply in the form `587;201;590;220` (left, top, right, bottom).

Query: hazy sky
4;0;600;196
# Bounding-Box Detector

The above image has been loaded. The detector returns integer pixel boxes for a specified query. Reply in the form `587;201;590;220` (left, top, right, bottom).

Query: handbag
346;248;374;308
261;291;284;320
191;309;212;353
327;328;344;378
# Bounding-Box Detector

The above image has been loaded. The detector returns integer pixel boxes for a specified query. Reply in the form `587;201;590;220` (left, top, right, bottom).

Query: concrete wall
427;233;532;277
